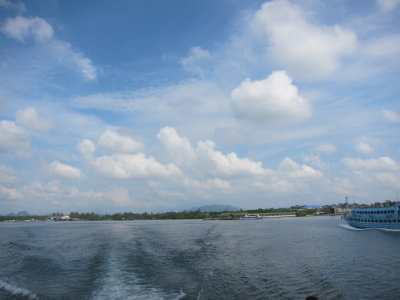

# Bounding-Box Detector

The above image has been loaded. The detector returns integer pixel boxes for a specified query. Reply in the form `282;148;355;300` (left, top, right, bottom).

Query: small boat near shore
343;202;400;229
240;214;262;220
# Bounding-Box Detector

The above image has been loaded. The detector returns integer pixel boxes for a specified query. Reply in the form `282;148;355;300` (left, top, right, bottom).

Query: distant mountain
188;205;240;212
6;211;30;216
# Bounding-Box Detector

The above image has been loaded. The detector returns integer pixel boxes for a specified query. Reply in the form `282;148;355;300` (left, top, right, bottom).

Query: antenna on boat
345;195;348;209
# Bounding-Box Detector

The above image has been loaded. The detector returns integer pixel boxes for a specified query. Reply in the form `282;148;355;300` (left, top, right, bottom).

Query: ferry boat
343;203;400;229
240;214;262;220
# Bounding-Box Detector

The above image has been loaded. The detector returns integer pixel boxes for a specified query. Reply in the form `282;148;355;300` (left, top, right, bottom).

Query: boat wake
0;279;39;300
90;244;186;300
377;228;400;232
339;223;371;231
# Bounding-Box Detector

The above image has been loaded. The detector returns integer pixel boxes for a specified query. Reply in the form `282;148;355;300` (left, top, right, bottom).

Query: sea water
0;217;399;300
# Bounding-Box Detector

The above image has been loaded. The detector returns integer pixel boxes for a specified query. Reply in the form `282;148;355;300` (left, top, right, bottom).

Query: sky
0;0;399;214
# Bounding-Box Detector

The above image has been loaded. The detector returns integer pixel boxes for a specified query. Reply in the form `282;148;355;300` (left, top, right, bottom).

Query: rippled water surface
1;217;399;299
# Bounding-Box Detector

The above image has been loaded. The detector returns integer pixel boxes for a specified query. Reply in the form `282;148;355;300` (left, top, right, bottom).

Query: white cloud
49;40;97;81
78;136;181;179
181;46;211;75
313;144;337;153
88;153;181;179
16;107;53;132
1;16;97;80
0;120;30;156
76;139;96;158
230;70;311;125
382;109;400;122
1;16;53;43
0;0;26;13
342;156;400;171
342;157;400;190
354;142;374;154
377;0;400;12
278;157;322;179
302;153;328;169
252;0;357;80
157;127;269;178
157;127;196;166
354;137;378;154
98;128;143;153
50;161;85;179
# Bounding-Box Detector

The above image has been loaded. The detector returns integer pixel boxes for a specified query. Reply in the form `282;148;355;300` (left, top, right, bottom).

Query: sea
0;216;399;300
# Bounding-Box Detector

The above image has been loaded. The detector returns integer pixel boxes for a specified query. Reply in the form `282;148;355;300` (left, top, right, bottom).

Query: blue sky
0;0;399;214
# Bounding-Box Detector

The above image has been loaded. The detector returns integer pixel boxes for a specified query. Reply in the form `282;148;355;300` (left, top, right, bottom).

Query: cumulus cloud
252;0;357;80
230;70;311;125
98;128;143;153
377;0;400;12
1;16;97;80
158;127;271;178
313;144;337;153
88;153;181;179
0;120;30;156
382;109;400;122
77;136;181;179
278;157;322;179
16;107;53;132
50;161;85;179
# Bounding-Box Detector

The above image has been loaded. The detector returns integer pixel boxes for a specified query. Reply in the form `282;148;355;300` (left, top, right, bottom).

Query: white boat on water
240;214;262;220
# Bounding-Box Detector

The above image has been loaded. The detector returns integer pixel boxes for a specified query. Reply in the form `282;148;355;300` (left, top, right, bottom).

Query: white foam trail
90;246;185;300
340;223;400;232
0;279;38;299
339;223;370;231
377;228;400;232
